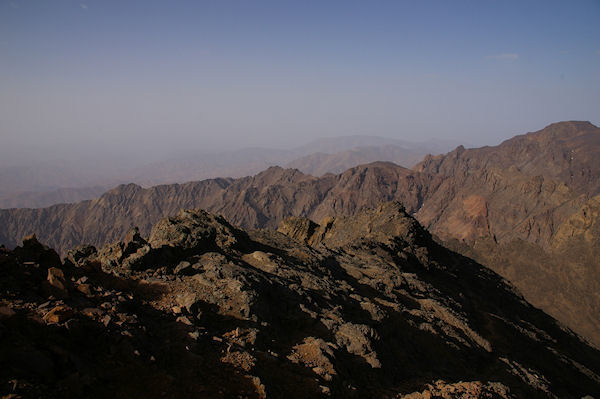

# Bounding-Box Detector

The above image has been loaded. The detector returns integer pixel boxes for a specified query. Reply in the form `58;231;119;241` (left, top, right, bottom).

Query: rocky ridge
1;203;600;398
1;121;599;348
0;136;443;209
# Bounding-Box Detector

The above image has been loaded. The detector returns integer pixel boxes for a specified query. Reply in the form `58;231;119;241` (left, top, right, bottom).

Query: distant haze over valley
0;134;460;209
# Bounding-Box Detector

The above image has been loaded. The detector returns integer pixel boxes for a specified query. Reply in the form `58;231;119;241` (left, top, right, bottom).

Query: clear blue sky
1;0;599;164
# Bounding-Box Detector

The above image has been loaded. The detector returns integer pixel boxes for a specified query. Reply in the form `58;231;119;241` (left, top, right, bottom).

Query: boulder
13;234;61;269
45;267;69;298
43;305;73;324
64;245;98;269
278;217;319;244
148;209;243;254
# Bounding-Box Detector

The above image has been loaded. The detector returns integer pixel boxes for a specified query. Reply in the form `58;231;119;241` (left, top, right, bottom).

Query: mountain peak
523;120;599;143
253;165;311;183
542;120;596;131
103;182;144;197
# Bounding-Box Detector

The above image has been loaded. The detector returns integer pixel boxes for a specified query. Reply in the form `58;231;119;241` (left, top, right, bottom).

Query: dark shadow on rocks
0;265;263;399
390;239;600;398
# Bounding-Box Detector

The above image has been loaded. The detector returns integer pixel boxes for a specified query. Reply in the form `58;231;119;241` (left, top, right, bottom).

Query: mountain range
1;121;599;351
0;136;456;209
1;202;599;397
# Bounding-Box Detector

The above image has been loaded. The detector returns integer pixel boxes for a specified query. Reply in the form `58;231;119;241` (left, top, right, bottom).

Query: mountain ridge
1;121;599;348
2;202;599;397
0;136;453;208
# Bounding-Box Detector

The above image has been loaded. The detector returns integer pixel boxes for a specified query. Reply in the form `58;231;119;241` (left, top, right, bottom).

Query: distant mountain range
285;145;427;176
0;186;110;209
0;135;457;209
1;121;599;350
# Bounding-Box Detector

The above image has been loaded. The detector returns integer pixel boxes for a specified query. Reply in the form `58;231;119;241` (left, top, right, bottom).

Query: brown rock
43;305;73;324
0;203;599;397
148;209;243;254
174;261;193;275
0;305;16;319
46;267;69;298
65;245;97;268
335;323;381;369
76;283;92;296
399;380;512;399
171;306;182;314
176;316;193;326
288;337;337;378
242;251;279;274
122;227;147;257
101;315;111;327
81;307;103;318
278;217;319;244
13;234;61;269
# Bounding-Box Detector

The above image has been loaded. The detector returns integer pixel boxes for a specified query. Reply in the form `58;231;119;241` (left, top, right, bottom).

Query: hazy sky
1;0;599;165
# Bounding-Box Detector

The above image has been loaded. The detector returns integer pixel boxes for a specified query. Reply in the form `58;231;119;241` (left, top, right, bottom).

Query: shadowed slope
2;203;599;398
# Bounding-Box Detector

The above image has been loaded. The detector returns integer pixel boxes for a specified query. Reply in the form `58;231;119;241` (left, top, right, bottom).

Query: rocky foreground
1;203;599;398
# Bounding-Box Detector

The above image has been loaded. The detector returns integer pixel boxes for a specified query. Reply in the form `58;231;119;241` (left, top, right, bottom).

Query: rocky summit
1;203;599;398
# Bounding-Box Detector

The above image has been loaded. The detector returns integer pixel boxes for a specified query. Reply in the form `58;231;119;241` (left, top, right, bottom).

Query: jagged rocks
277;217;319;244
315;201;425;249
12;234;61;269
122;227;147;257
1;204;600;398
65;245;98;268
91;209;250;274
334;323;381;368
45;267;69;298
399;380;512;399
288;337;337;381
173;261;193;275
242;251;280;274
148;209;243;253
42;305;73;324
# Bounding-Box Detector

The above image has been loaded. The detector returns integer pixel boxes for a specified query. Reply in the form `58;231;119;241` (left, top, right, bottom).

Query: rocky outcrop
2;204;600;398
399;380;512;399
277;216;319;244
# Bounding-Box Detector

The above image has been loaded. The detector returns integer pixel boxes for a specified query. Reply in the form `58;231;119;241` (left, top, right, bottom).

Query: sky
1;0;599;166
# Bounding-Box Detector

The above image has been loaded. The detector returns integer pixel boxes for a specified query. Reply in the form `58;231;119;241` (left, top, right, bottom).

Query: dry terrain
2;203;599;397
1;121;599;348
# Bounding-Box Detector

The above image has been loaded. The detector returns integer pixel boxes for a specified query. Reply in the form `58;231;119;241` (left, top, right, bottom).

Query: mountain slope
1;136;449;208
410;121;600;347
0;163;424;253
2;203;599;398
415;121;600;196
1;121;599;349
